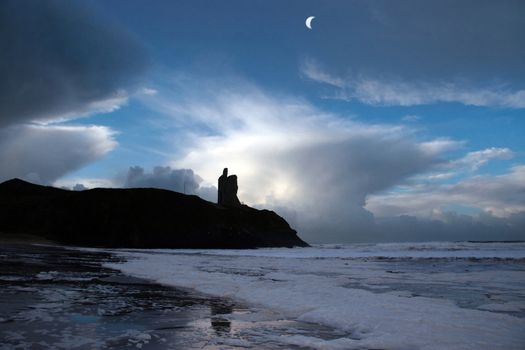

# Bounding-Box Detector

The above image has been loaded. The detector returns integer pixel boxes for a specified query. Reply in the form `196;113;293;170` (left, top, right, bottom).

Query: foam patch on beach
103;243;525;350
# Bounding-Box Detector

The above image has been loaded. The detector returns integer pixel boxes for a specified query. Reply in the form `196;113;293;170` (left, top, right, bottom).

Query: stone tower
217;168;241;207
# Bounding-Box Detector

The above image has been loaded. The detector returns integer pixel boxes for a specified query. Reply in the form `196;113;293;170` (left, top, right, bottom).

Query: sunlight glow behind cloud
128;74;525;242
139;78;465;241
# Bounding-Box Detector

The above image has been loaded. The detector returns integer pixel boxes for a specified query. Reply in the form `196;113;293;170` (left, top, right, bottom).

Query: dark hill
0;179;308;248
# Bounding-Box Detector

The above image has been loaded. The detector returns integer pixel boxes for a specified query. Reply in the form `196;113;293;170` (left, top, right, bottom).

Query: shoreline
0;242;241;349
0;242;340;349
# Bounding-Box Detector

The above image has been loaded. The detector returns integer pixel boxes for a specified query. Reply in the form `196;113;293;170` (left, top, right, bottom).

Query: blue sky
1;0;524;242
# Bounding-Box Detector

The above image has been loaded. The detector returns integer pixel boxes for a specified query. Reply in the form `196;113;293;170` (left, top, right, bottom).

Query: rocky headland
0;175;308;249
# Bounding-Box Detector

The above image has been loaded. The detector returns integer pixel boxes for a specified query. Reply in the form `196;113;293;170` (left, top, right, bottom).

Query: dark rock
0;178;309;249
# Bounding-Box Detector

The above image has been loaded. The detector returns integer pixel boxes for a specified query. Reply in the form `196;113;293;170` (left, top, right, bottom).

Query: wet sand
0;243;341;349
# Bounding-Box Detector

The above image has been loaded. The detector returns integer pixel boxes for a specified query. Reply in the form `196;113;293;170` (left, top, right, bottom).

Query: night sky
1;0;524;242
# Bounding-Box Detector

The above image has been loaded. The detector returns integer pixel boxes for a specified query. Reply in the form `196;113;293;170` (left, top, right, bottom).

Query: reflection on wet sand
0;243;235;349
210;303;233;335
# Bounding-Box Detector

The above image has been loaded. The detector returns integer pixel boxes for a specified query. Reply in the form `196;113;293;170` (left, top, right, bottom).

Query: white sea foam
102;242;525;350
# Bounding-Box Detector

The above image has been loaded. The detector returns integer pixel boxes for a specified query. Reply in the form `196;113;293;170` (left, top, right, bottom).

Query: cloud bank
368;165;525;219
0;0;147;184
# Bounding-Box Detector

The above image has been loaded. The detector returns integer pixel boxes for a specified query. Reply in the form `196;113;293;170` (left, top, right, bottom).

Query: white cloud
367;165;525;218
450;147;513;171
0;124;117;184
301;59;346;88
301;60;525;108
422;172;458;181
141;87;158;96
419;138;464;157
410;147;514;183
402;115;420;122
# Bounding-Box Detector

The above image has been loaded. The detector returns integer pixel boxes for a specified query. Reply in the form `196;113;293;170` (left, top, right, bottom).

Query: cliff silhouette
0;178;308;248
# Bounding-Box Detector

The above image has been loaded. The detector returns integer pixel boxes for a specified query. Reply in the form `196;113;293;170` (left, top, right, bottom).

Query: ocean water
102;242;525;350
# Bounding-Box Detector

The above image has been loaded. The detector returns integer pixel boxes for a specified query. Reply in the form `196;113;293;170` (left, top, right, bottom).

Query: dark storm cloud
303;0;525;107
311;0;525;82
366;0;525;80
0;0;148;126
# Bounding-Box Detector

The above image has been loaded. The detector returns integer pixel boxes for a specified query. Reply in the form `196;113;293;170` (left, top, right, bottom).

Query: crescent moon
305;16;315;30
